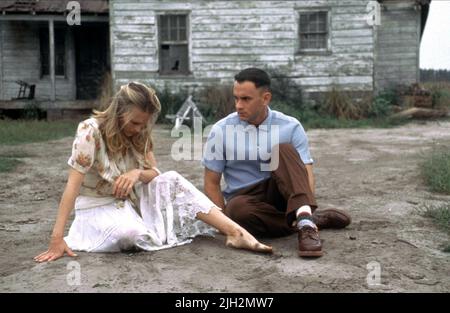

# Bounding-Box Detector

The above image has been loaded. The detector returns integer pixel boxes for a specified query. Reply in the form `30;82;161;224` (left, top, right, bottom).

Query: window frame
296;7;332;55
156;11;191;76
39;26;67;79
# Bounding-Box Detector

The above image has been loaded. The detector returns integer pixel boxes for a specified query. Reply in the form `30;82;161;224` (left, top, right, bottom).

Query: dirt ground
0;120;449;293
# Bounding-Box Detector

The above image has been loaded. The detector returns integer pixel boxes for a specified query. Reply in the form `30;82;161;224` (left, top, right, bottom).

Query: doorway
74;23;110;100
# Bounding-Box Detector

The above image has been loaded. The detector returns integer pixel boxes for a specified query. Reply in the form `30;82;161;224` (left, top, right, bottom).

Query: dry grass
324;86;364;120
197;84;235;121
420;148;450;195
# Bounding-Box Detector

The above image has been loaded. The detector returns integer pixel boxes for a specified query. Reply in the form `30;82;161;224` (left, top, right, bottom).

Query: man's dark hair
234;68;271;91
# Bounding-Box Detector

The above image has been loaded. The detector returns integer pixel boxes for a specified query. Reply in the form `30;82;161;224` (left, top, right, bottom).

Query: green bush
416;203;450;234
432;89;450;109
265;67;304;111
22;101;45;120
270;100;407;130
416;202;450;252
368;96;393;118
154;87;188;124
420;148;450;194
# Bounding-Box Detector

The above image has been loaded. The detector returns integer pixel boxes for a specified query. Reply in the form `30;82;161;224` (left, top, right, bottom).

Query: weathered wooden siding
110;0;375;95
374;1;421;91
0;21;3;100
0;21;76;101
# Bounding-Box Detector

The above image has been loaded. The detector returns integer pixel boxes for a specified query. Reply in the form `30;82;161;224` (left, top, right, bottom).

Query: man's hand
34;237;77;263
113;169;141;199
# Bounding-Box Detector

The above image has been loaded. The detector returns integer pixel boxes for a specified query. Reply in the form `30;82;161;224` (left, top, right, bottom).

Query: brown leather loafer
312;208;351;230
298;226;323;257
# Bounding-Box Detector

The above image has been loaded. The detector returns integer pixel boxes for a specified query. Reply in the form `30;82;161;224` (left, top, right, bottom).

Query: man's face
233;81;271;126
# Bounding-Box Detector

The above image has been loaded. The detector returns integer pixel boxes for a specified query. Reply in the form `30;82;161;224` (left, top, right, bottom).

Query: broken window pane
159;14;189;75
160;44;188;75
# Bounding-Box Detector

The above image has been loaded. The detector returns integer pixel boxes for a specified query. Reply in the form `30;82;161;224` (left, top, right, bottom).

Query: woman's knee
163;170;179;178
114;224;142;250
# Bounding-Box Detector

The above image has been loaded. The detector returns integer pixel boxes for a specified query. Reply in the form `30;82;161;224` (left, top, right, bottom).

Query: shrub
367;95;393;118
196;84;235;122
155;87;188;123
417;203;450;233
323;86;363;120
416;202;450;252
22;101;45;120
265;67;304;111
420;148;450;194
429;86;450;109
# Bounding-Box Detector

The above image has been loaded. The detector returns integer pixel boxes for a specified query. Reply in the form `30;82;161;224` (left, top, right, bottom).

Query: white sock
295;205;317;229
296;205;312;218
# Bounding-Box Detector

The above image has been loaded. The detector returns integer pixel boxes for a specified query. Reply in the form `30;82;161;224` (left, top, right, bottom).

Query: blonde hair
93;82;161;161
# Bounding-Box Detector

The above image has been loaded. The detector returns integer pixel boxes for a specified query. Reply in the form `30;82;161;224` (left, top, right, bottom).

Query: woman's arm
139;149;160;183
34;168;85;262
112;150;160;198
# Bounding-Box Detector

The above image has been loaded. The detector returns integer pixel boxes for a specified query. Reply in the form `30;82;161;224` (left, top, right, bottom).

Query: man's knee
225;196;256;223
272;143;298;157
273;143;305;166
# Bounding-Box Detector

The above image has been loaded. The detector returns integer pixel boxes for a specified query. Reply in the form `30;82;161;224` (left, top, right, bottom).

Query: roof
0;0;108;14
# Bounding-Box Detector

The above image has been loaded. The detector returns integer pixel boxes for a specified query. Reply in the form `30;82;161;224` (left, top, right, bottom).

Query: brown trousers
224;143;317;238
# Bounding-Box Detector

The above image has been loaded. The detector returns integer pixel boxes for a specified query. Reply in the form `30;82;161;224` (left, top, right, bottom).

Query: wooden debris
391;107;449;119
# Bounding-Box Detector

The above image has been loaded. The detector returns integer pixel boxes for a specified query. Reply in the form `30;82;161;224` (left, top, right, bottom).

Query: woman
34;82;272;262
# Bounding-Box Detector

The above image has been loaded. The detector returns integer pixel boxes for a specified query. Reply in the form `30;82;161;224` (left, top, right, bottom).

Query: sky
420;0;450;70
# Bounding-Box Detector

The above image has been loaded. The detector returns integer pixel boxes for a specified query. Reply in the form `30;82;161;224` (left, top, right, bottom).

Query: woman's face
120;106;151;138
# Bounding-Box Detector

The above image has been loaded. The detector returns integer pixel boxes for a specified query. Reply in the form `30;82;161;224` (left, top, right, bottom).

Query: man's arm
305;164;315;195
204;168;225;209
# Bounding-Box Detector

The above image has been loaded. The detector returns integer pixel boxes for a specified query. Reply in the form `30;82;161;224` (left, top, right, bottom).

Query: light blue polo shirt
202;108;313;200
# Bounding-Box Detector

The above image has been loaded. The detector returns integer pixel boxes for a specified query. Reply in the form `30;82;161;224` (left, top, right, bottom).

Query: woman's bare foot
225;228;273;254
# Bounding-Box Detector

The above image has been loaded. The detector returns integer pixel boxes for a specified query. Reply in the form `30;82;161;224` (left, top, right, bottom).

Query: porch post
49;19;55;101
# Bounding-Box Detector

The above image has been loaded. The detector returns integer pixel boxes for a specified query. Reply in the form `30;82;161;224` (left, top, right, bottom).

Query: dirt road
0;121;449;292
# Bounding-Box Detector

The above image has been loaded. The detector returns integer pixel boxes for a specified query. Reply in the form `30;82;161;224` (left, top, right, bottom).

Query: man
202;68;351;257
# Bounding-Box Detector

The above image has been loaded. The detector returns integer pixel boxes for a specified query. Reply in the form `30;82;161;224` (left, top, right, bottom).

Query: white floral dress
64;118;217;252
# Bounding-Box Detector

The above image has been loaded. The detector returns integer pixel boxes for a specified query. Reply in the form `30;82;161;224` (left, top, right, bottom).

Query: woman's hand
113;169;142;199
34;237;77;263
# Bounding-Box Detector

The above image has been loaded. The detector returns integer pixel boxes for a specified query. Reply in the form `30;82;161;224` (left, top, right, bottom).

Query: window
39;27;66;77
298;11;329;52
158;14;189;75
